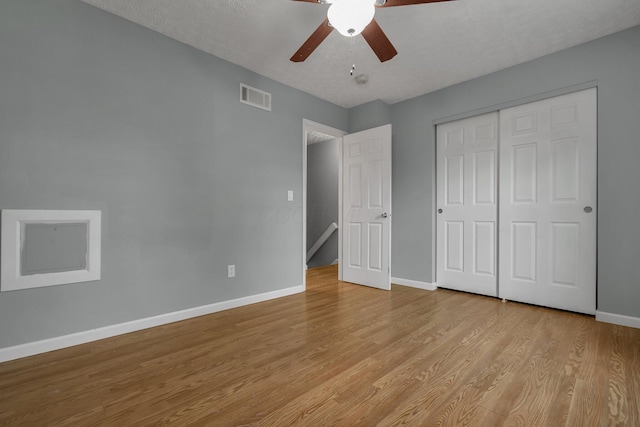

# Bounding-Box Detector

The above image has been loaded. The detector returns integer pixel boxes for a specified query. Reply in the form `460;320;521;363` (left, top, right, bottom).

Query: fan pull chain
349;36;356;76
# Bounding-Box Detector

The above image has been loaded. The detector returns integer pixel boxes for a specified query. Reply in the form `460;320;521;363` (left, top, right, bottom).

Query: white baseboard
0;285;304;363
596;311;640;329
391;277;437;291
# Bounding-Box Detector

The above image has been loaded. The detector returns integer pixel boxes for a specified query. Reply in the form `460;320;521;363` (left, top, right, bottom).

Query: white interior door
436;112;498;296
342;124;392;290
499;88;597;314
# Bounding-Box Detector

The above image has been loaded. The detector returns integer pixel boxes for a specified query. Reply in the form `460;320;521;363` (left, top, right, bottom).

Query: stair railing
306;222;338;263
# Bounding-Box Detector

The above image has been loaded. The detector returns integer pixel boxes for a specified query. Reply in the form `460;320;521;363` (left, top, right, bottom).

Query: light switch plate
288;190;294;201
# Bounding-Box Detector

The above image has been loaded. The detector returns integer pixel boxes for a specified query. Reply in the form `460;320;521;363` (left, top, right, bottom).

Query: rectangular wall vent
240;83;271;111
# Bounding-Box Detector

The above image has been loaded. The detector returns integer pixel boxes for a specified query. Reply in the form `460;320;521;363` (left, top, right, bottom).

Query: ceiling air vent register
240;83;271;111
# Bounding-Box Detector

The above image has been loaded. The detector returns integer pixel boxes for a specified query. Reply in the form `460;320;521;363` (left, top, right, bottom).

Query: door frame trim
432;80;598;126
302;119;347;289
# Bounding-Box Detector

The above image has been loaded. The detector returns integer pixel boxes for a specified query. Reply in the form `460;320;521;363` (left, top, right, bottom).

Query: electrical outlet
288;190;294;201
227;264;235;278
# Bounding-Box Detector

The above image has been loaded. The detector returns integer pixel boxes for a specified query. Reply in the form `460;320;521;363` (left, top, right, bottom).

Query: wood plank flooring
1;265;639;426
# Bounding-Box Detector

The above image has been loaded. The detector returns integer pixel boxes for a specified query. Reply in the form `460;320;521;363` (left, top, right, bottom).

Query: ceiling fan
290;0;454;63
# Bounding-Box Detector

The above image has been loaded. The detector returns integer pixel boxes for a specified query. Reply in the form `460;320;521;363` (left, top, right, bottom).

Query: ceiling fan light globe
327;0;376;37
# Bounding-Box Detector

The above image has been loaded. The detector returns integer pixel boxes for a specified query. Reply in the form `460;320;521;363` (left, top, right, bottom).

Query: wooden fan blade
361;19;398;62
379;0;454;7
290;18;334;62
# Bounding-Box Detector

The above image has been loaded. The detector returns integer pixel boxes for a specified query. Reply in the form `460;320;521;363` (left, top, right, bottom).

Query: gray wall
0;0;347;349
306;139;339;268
349;100;392;133
1;0;638;351
389;25;640;319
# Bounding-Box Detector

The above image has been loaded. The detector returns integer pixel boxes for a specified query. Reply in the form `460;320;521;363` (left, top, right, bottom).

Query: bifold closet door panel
498;88;597;315
436;112;498;297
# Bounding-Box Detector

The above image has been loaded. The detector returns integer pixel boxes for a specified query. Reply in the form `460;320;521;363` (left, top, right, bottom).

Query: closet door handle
584;206;593;213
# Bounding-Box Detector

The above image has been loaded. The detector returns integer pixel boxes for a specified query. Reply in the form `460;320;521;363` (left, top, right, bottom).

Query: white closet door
499;88;597;314
437;112;498;296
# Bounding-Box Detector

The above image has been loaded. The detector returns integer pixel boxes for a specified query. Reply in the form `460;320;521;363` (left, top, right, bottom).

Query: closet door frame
434;82;598;313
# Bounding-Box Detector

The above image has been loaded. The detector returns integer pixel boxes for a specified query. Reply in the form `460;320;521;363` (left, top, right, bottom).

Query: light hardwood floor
1;265;639;426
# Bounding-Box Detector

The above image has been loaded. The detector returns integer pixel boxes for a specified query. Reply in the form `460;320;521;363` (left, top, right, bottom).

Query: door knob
438;209;443;214
381;212;388;218
584;206;593;213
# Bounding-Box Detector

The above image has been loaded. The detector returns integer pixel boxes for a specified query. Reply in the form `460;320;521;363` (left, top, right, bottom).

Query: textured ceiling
307;130;338;144
80;0;640;108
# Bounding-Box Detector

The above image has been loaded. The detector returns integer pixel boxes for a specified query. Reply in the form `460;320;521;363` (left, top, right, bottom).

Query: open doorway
302;120;346;289
302;121;393;291
307;136;339;268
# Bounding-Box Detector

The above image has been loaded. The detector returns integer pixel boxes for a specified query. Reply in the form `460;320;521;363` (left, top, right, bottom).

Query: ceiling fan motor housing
327;0;376;37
